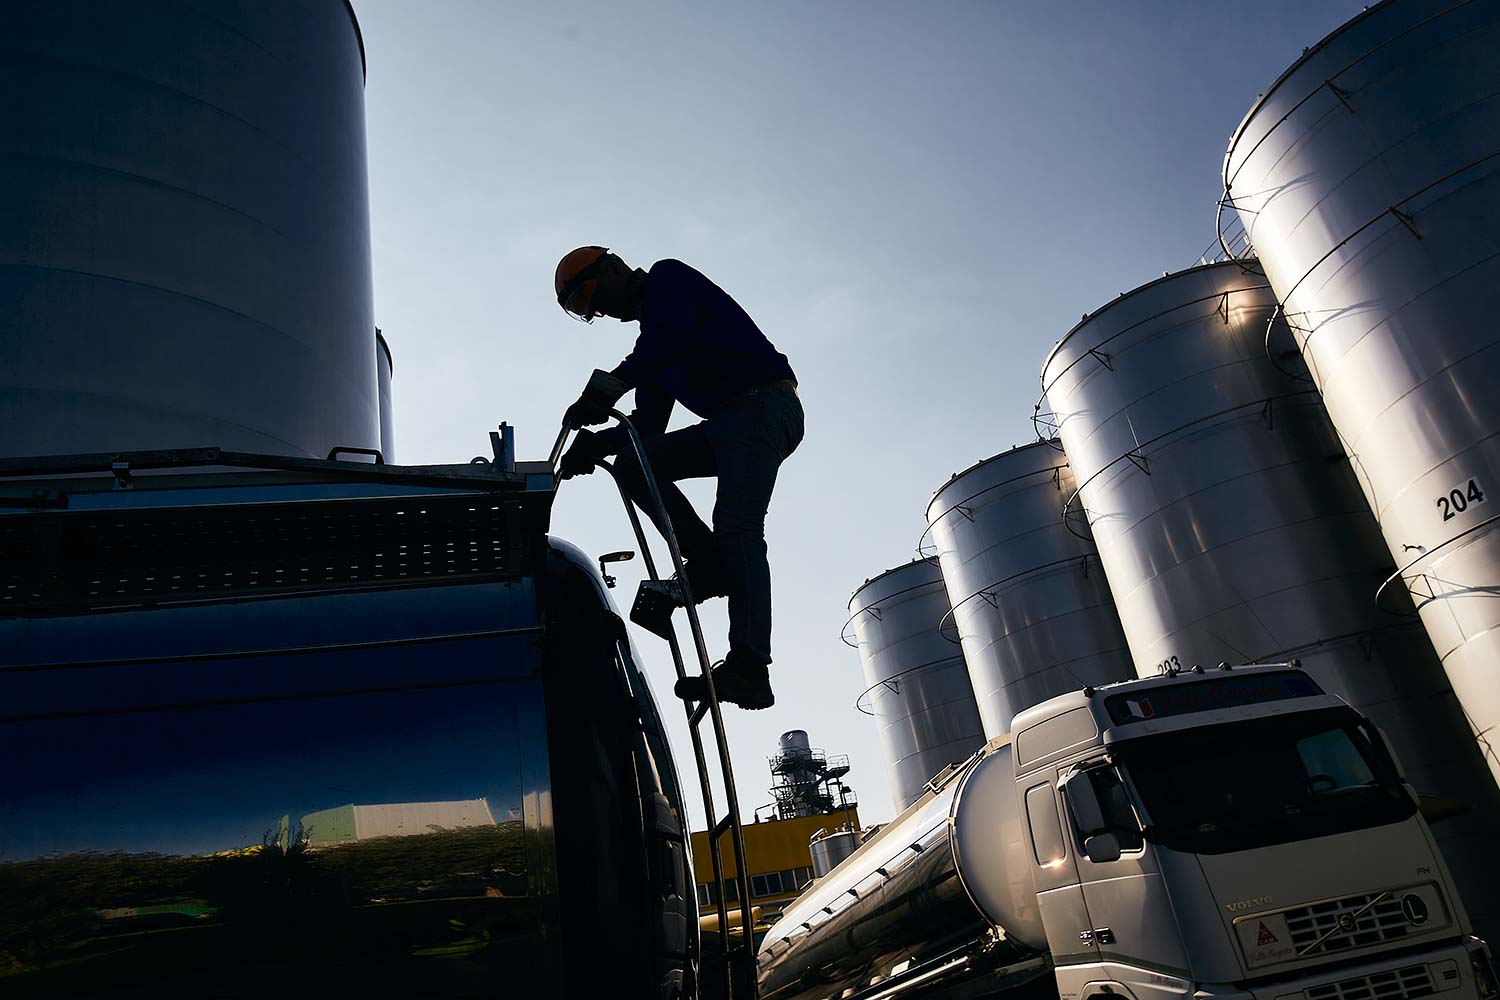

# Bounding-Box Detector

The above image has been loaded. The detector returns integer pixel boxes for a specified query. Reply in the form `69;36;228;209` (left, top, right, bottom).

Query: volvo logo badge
1337;913;1357;933
1401;894;1429;926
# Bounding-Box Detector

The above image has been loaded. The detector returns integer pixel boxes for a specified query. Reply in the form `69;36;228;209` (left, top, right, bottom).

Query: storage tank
758;738;1047;1000
924;442;1135;738
377;329;396;462
1224;0;1500;784
845;561;986;811
0;0;379;459
1040;259;1500;938
808;827;859;879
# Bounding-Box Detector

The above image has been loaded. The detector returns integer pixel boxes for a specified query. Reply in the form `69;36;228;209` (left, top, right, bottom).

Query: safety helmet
555;246;611;323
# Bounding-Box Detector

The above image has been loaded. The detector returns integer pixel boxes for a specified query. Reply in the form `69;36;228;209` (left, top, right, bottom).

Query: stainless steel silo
1224;0;1500;785
924;443;1135;738
377;329;396;462
808;828;860;879
1041;259;1500;938
0;0;379;459
845;561;986;811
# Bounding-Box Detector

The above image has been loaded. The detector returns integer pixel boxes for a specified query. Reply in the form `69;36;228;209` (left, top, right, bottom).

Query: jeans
611;385;805;666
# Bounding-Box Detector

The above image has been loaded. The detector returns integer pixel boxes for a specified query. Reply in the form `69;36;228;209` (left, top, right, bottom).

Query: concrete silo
845;561;986;811
1224;0;1500;784
1041;259;1500;938
0;0;380;459
924;443;1135;738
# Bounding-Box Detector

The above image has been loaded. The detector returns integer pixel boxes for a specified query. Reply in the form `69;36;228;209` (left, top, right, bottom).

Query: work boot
674;653;774;711
629;558;728;640
678;555;729;602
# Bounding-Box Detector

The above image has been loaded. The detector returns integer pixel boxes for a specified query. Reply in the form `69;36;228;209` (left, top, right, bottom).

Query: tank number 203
1436;479;1486;522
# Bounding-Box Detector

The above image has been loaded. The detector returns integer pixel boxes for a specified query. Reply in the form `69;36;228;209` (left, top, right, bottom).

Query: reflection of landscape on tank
0;813;530;981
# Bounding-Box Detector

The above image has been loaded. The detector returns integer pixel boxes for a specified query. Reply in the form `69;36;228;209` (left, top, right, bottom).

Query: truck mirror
597;551;634;589
1084;832;1122;864
1060;770;1107;837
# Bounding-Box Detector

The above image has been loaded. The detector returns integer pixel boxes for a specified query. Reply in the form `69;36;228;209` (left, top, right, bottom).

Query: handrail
916;461;1067;560
1033;282;1280;461
1223;0;1477;196
853;654;970;716
0;445;528;490
547;424;571;472
1210;192;1258;266
1374;509;1500;615
558;415;758;999
1262;301;1314;383
933;555;1096;644
1055;390;1325;541
1038;282;1277;401
841;576;945;648
1233;146;1500;371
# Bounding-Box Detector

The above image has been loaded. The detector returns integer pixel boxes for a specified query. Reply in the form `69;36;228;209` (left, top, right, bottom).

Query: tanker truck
759;664;1498;1000
0;446;696;998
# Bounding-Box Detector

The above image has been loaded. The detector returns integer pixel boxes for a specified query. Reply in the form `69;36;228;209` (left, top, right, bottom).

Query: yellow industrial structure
690;729;860;920
690;810;861;918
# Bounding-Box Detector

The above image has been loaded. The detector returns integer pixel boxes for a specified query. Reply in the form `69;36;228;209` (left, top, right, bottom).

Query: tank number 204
1436;479;1486;522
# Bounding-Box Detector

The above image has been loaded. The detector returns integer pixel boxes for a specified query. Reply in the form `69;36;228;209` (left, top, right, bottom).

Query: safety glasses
556;249;612;323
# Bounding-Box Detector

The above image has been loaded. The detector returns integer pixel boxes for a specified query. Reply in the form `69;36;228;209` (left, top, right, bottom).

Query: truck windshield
1117;708;1414;855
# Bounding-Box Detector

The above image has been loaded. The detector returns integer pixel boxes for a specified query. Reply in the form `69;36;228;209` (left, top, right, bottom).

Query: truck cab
1009;664;1498;1000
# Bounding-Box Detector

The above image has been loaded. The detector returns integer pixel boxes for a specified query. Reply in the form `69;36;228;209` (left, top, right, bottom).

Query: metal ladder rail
550;418;758;1000
596;457;743;998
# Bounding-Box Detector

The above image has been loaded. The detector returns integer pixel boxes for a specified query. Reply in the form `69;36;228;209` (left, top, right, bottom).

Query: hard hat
555;246;610;322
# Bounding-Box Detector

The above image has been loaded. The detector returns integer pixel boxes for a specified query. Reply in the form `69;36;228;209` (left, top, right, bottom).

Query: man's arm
592;383;673;455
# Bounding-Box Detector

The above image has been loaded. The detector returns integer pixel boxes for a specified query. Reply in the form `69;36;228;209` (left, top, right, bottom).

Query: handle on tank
326;446;385;465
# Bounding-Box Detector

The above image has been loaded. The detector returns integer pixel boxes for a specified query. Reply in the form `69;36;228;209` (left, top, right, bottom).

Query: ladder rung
701;943;754;967
712;813;735;840
690;699;710;726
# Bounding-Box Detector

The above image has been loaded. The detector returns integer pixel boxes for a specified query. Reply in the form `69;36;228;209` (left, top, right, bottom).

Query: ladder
551;415;758;1000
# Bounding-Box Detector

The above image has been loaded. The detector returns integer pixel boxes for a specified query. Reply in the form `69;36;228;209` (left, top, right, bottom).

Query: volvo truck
759;664;1497;1000
0;447;695;998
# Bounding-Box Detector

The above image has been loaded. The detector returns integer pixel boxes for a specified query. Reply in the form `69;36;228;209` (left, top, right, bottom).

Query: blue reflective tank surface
0;458;693;998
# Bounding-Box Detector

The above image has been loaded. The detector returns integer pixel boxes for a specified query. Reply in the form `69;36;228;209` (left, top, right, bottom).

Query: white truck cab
1009;663;1497;1000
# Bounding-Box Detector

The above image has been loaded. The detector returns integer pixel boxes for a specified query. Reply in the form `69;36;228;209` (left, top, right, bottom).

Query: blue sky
355;0;1362;827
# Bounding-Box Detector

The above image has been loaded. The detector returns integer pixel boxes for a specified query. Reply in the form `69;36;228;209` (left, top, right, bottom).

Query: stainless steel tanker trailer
759;665;1497;1000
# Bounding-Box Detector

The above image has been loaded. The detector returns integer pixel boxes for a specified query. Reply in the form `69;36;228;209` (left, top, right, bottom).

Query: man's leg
609;421;717;566
708;390;805;666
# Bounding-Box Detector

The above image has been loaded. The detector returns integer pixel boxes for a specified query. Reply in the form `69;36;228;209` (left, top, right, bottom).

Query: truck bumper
1235;938;1496;1000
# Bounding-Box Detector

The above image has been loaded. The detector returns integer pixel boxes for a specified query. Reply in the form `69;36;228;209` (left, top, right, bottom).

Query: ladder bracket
1389;206;1422;239
1326;78;1355;112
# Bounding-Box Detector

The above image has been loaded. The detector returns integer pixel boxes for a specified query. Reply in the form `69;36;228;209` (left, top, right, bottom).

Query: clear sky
354;0;1361;828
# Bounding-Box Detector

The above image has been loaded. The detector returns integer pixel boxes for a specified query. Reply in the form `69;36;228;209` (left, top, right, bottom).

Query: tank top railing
551;417;758;1000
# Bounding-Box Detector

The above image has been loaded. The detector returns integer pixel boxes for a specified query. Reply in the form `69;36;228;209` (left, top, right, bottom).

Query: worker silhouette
555;247;803;709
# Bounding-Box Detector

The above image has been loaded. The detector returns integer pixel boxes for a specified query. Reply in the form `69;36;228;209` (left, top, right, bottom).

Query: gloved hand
563;369;630;429
559;429;603;480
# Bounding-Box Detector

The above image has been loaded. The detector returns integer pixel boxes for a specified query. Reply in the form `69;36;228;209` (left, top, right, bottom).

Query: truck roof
1009;664;1337;772
0;446;557;619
